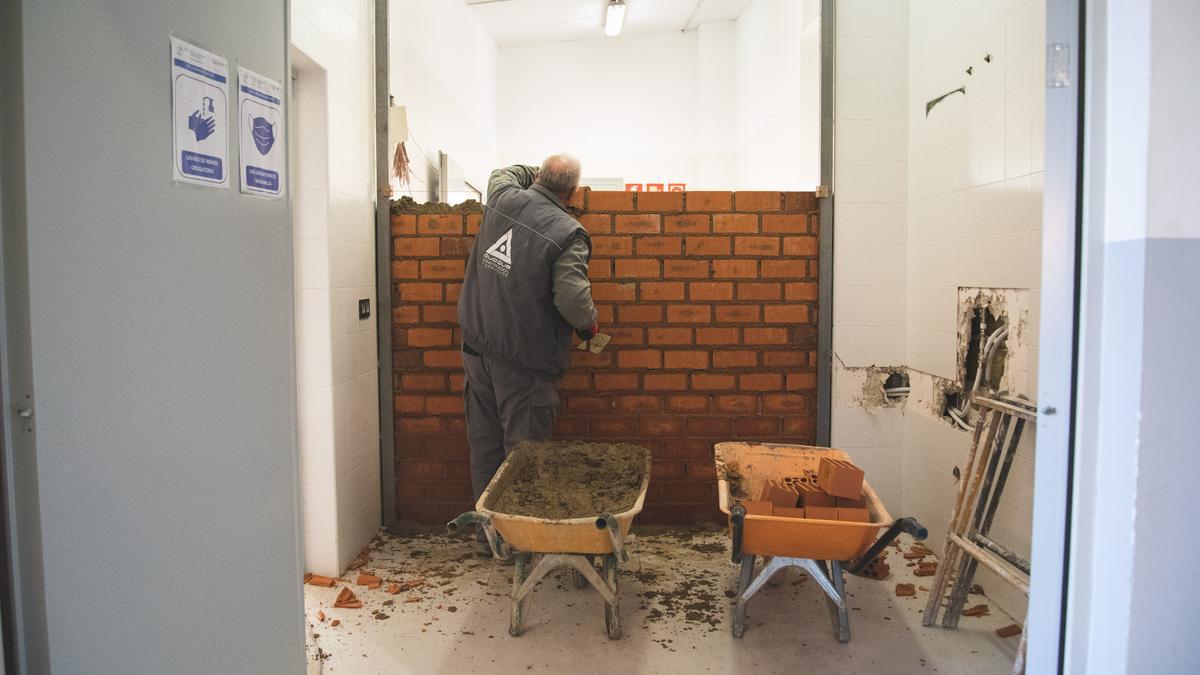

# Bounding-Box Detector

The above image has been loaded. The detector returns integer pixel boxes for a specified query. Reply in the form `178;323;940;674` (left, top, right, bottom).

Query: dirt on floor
490;442;647;520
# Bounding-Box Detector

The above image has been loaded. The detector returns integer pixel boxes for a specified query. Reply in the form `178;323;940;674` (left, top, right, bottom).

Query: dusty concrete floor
303;525;1020;674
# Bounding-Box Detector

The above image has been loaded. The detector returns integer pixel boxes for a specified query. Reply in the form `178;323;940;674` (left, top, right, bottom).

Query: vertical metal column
816;0;836;446
374;0;396;528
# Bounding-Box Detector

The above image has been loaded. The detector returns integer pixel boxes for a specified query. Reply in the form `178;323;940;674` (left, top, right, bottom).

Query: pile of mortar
491;441;647;520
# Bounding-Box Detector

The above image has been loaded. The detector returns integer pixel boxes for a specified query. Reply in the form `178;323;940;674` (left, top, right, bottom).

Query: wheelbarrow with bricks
716;442;928;643
447;442;652;640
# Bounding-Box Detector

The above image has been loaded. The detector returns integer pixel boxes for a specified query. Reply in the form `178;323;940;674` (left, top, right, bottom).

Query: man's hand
575;321;599;341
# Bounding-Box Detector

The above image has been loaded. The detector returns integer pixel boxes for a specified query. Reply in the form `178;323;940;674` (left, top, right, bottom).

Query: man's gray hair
535;154;582;196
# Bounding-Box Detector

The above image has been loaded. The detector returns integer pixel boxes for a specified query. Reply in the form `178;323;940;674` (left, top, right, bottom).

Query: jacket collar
530;183;569;213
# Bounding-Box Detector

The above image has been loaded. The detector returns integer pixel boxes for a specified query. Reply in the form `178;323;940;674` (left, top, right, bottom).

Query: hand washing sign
171;37;229;189
237;66;285;198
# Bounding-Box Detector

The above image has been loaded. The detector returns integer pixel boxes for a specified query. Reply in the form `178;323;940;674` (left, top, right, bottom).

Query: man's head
534;154;582;203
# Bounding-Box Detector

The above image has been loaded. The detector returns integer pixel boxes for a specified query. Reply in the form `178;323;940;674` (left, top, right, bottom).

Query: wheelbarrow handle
446;511;512;559
730;504;747;564
595;513;628;563
845;516;927;575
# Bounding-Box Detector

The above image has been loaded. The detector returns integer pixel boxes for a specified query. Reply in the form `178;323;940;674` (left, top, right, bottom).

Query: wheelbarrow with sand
716;442;928;642
447;441;652;639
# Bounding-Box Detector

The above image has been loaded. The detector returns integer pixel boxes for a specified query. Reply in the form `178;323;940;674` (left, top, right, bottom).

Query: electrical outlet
359;299;370;320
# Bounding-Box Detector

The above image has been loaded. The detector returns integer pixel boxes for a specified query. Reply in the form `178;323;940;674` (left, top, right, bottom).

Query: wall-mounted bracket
926;86;966;117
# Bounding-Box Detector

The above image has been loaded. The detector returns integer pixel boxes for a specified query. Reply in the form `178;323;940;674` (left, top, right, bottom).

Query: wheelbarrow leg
735;555;788;638
603;554;621;640
819;560;851;643
509;552;532;636
732;554;756;638
764;556;785;586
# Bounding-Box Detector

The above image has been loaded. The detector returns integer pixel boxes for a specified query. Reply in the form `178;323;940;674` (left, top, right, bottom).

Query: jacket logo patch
482;229;513;277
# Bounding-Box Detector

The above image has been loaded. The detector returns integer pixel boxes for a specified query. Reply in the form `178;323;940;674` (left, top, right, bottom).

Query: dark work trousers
462;350;560;501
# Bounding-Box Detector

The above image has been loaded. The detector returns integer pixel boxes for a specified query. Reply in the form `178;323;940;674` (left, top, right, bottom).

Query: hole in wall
962;306;1008;394
883;371;910;403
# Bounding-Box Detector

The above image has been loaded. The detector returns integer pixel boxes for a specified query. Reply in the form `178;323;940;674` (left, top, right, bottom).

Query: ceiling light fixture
605;0;626;37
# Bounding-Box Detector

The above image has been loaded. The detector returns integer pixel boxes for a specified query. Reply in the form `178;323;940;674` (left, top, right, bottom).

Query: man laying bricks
457;155;599;549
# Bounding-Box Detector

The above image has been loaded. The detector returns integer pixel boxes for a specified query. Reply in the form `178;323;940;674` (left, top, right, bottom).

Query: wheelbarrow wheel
604;555;621;640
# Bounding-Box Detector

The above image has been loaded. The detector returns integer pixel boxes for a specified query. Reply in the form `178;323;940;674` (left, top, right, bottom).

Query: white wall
292;0;380;577
736;0;821;190
830;0;1045;619
498;31;701;188
695;21;738;188
389;0;499;201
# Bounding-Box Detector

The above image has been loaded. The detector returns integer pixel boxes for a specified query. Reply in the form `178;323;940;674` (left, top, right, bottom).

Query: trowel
576;333;612;354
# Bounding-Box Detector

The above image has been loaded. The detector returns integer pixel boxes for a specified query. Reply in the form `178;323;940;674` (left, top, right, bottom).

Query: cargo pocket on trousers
528;385;559;440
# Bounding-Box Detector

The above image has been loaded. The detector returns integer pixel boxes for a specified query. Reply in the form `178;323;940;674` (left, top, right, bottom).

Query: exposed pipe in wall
948;325;1010;430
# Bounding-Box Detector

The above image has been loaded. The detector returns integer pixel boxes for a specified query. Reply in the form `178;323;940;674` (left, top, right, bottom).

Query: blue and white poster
171;37;229;189
237;66;285;198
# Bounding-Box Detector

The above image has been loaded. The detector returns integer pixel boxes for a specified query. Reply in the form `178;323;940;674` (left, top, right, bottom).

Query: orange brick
764;393;809;413
638;191;684;212
787;372;818;390
736;416;780;436
588;259;612;279
592;417;637;437
445;283;462;303
417;214;463;235
664;351;709;369
764;305;809;323
640;416;685;436
735;237;781;257
423;350;461;368
785;282;819;301
664;214;710;234
692;373;735;391
783;236;818;256
398;417;443;435
591;282;636;301
568;187;588;210
686;191;733;212
616;395;662;413
398;283;442;302
407;328;452;348
615;214;662;234
425;396;462;415
686;236;731;256
817;458;865;500
667;305;712;323
715;305;761;323
686;416;733;435
394;237;441;257
595;373;640;390
745;327;789;345
714;394;758;413
618;349;663;369
420;260;465;280
664;259;710;279
636;236;682;256
666;395;710;413
595;304;614;323
763;351;806;367
648;327;693;345
645;373;689;391
689;282;734;301
391;260;418;279
734;191;783;212
713;213;759;233
712;350;757;368
696;327;739;345
615;259;660;278
737;282;782;301
761;259;807;278
400;372;446;391
422;305;457;323
739;373;783;391
784;415;817;435
440;236;474;257
642;282;686;301
392;305;419;323
390;214;417;235
580;213;612;234
713;260;758;278
588;191;636;211
783;192;817;213
609;326;644;345
762;214;808;233
466;214;482;235
619;304;664;322
591;236;633;256
393;394;424;414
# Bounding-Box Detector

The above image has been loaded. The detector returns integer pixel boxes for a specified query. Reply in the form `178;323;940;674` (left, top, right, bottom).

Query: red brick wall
390;190;820;524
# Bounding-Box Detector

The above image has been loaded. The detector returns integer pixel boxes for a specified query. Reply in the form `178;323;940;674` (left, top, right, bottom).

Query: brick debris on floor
303;525;1023;673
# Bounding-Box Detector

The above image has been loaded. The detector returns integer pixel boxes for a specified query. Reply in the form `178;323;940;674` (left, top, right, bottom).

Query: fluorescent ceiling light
605;0;626;37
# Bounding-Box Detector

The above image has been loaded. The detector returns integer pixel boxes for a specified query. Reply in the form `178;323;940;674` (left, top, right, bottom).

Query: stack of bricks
390;189;820;524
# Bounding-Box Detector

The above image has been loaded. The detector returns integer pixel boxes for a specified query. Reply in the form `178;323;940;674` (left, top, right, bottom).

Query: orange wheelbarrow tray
446;442;653;640
715;442;927;642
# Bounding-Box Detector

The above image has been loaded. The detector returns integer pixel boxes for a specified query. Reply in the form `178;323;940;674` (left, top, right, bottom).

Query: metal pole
816;0;835;446
374;0;396;528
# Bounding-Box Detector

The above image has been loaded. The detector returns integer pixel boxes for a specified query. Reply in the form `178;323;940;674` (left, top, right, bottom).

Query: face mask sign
237;66;285;198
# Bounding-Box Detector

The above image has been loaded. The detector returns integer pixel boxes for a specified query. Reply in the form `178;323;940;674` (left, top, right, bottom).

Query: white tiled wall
830;0;909;507
830;0;1044;618
292;0;380;577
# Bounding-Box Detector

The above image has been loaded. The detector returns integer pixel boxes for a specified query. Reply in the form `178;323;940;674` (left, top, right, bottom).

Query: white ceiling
467;0;756;47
